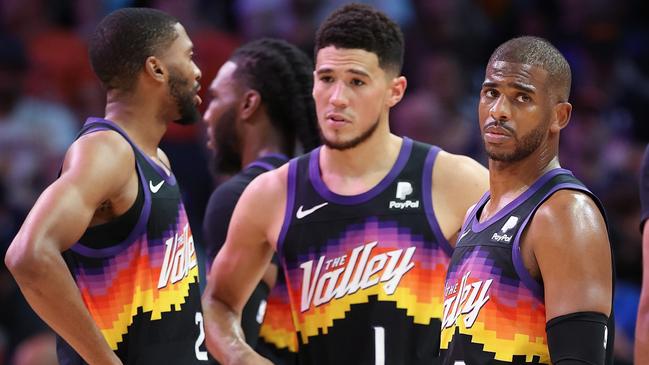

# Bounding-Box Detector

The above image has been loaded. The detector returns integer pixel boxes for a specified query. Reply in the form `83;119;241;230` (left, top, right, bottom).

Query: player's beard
168;68;201;125
484;120;548;162
321;117;380;151
211;105;242;175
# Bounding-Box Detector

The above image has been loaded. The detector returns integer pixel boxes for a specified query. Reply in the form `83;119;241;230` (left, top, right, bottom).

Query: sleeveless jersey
57;118;209;365
227;159;302;365
278;138;452;364
440;168;615;364
257;272;299;364
203;153;298;364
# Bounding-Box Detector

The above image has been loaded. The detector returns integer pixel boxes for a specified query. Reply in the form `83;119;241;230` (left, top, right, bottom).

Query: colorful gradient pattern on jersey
440;246;549;363
259;279;298;352
284;217;450;344
71;202;199;350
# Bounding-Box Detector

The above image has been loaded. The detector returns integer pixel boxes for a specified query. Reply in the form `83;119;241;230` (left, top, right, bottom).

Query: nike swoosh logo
149;180;164;193
457;229;470;242
296;202;328;219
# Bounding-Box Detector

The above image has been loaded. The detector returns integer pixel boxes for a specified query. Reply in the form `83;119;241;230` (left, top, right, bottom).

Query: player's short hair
231;38;320;154
489;36;572;101
314;3;404;75
88;7;179;91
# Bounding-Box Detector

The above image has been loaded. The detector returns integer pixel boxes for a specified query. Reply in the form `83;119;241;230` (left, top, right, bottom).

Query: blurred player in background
202;37;319;363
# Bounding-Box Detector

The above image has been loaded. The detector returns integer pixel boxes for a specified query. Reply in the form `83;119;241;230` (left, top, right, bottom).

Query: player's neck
318;130;401;195
240;122;286;168
104;93;168;156
486;149;560;213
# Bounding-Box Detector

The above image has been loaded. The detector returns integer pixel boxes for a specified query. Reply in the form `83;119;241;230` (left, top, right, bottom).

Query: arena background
0;0;647;364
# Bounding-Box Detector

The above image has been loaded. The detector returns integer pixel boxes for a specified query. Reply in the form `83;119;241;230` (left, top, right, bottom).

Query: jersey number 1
374;326;385;365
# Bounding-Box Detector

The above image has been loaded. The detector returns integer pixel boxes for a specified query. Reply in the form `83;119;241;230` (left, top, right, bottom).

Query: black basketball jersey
278;138;452;365
440;168;615;365
57;118;209;365
203;153;298;364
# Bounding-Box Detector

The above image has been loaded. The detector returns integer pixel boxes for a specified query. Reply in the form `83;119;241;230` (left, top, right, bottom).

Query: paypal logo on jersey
395;181;412;200
389;181;420;209
491;216;519;243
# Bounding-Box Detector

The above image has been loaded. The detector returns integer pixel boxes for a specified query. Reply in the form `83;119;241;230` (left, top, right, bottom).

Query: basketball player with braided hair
202;38;319;364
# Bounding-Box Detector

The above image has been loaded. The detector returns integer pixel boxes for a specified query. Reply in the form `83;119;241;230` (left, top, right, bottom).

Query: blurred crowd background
0;0;647;364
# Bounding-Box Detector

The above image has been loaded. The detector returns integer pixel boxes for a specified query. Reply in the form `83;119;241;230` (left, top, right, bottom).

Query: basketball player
4;8;209;365
439;36;615;364
635;144;649;363
202;38;319;362
202;4;489;364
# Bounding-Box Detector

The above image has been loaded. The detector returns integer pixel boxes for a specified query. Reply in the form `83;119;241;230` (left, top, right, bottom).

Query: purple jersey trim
511;181;589;299
471;168;573;232
463;192;490;235
308;137;413;205
244;154;289;172
261;153;289;160
85;117;177;186
69;123;152;258
246;161;277;172
422;146;453;256
277;158;298;257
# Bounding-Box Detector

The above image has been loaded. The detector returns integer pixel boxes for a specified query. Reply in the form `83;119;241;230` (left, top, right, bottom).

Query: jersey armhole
276;158;298;259
68;125;153;258
422;146;453;256
511;183;593;299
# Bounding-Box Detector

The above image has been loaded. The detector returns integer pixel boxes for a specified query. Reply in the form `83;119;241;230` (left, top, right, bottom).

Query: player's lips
325;112;350;125
194;84;202;105
484;125;513;143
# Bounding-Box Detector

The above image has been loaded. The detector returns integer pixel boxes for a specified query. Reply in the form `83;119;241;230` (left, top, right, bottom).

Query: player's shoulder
528;188;607;252
66;129;134;170
207;172;251;211
72;128;133;160
60;129;136;190
239;163;289;204
534;188;603;226
435;150;487;176
207;178;241;209
250;162;289;188
432;149;489;191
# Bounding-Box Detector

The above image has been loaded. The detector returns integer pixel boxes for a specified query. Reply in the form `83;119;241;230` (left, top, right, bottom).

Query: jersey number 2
195;312;208;361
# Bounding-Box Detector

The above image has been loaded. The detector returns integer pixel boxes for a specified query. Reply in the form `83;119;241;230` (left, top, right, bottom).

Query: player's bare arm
636;223;649;363
202;165;288;365
4;130;137;365
432;151;489;246
525;190;612;318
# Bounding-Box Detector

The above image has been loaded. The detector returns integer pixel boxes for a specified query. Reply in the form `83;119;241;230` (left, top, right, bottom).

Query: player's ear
386;75;407;108
145;56;166;83
240;89;261;121
550;102;572;133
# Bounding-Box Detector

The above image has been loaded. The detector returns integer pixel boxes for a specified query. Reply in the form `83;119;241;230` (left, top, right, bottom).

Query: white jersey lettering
300;241;416;312
442;271;492;329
